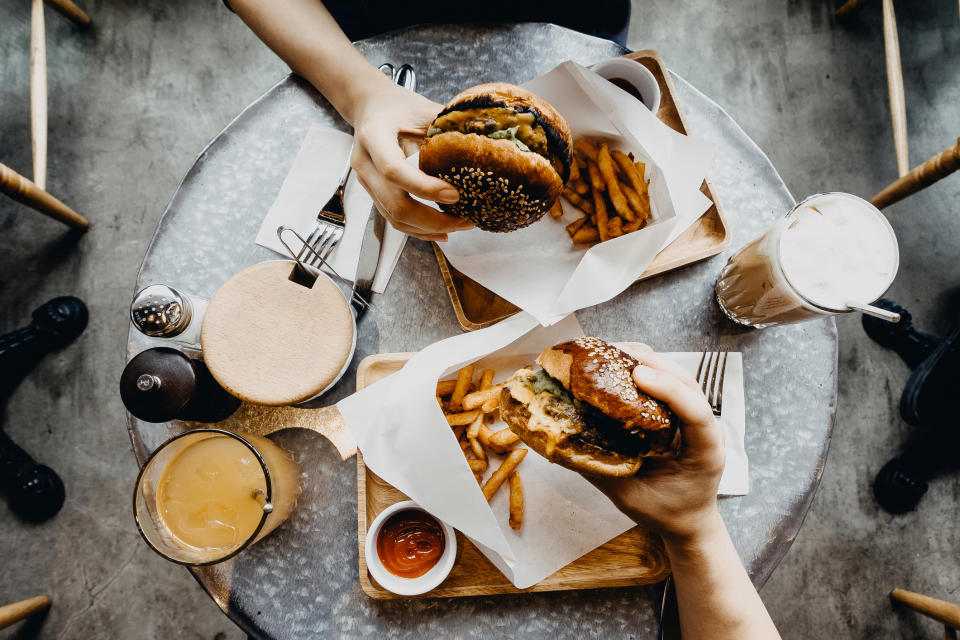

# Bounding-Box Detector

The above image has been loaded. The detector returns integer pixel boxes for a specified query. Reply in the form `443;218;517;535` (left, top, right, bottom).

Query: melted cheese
431;107;548;156
505;371;584;458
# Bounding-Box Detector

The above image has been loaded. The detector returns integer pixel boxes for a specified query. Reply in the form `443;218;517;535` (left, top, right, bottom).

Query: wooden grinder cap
201;261;355;405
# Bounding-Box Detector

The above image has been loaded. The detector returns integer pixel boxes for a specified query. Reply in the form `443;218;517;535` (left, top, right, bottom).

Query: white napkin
255;124;407;294
337;313;748;589
436;62;716;326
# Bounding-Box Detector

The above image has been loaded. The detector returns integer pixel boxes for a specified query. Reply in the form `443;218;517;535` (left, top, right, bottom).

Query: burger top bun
537;338;676;437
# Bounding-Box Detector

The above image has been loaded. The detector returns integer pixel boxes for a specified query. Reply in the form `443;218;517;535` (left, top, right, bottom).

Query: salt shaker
130;284;208;350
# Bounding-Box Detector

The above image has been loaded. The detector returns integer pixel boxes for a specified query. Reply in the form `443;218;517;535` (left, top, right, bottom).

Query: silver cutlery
658;349;729;640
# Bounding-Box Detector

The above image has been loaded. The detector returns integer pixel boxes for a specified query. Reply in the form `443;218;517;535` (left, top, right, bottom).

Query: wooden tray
435;49;730;331
355;353;671;599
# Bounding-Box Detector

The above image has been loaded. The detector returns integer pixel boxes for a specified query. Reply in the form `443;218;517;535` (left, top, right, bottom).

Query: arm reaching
229;0;473;240
591;344;781;640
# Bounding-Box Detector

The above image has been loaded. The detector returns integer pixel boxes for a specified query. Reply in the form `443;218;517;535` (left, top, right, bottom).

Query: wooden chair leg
0;595;51;630
31;0;48;190
882;0;909;177
870;138;960;209
0;162;89;230
891;589;960;631
43;0;90;26
836;0;874;18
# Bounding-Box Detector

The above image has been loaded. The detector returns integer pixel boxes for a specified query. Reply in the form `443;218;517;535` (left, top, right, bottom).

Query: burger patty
515;369;645;457
427;108;549;157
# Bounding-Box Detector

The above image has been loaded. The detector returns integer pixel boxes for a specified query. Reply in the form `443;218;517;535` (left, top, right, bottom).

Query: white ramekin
364;500;457;596
590;57;662;114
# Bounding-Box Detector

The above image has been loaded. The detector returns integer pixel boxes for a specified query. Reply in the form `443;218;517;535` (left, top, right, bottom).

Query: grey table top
125;23;837;640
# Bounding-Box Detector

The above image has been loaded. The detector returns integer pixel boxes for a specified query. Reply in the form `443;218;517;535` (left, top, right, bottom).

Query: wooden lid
201;261;355;405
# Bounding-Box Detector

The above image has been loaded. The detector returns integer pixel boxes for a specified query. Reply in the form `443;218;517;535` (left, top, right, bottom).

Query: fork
658;349;729;639
695;350;729;416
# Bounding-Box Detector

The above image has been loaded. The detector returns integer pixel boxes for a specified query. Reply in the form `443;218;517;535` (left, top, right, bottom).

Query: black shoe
900;317;960;426
874;458;928;514
862;299;940;369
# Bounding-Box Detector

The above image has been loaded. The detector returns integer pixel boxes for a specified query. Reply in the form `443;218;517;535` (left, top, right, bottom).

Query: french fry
489;428;519;448
460;437;472;453
549;199;564;218
562;187;594;215
568;156;580;182
467;413;483;439
452;425;466;440
468;458;488;473
462;385;503;410
598;144;632;223
477;422;510;454
475;473;484;485
586;160;604;192
436;380;457;396
635;161;646;182
620;183;645;221
481;397;499;414
469;436;486;462
574;139;600;163
575;155;587;169
482;449;527;501
623;217;645;233
566;215;588;237
569;178;590;195
508;473;523;529
479;369;495;390
446;410;481;426
572;224;600;244
592;187;609;242
608;216;624;237
613;150;646;198
447;364;474;412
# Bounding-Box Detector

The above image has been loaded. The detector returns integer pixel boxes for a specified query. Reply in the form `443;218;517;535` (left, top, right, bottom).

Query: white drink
716;193;899;328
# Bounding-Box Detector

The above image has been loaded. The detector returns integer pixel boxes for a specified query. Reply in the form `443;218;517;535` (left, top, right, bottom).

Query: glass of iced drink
133;429;301;565
715;193;899;328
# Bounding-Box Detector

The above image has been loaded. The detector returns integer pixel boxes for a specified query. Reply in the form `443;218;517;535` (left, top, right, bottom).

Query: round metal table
126;23;837;640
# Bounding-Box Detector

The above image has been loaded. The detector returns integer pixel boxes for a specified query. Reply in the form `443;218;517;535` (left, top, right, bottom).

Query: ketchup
376;509;445;578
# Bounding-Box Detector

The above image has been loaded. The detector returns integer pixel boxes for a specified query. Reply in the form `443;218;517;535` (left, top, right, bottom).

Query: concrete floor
1;0;958;638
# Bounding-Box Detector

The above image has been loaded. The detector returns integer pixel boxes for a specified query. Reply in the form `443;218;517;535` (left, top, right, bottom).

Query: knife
351;210;382;318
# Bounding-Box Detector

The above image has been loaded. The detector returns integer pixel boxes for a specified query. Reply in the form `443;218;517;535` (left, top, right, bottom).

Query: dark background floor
1;1;958;638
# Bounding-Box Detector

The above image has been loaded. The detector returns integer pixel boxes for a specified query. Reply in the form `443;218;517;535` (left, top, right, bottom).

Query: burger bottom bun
419;131;562;232
500;386;644;478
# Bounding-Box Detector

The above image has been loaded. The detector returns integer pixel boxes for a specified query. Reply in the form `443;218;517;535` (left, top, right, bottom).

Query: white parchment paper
338;314;748;588
438;62;716;325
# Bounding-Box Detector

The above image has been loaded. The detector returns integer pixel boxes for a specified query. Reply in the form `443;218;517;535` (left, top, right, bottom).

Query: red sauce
376;509;445;578
608;77;644;102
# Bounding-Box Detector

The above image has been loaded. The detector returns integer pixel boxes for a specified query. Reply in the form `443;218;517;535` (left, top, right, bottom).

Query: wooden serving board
435;49;731;331
355;353;670;600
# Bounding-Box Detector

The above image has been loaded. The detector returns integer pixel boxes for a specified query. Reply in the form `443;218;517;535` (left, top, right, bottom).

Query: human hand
590;344;726;545
348;80;474;241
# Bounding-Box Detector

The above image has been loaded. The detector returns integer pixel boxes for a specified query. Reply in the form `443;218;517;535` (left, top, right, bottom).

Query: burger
420;83;573;232
500;337;680;477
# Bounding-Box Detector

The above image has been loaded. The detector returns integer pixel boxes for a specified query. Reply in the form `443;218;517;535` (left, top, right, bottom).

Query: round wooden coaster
201;261;355;405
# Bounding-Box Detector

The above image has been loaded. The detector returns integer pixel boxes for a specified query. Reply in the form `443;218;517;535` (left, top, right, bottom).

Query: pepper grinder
120;347;241;423
130;285;207;350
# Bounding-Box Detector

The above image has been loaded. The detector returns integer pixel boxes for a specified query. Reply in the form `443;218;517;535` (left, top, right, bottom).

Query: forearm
663;513;781;640
229;0;389;124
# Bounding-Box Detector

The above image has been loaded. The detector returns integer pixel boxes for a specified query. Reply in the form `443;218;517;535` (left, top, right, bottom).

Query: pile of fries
438;364;526;530
549;138;652;244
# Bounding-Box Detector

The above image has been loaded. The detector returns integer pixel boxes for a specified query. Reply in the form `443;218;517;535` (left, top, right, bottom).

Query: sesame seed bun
499;338;680;478
420;83;573;233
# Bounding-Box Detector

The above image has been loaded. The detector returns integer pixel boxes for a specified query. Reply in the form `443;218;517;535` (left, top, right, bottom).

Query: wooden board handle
215;404;356;460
